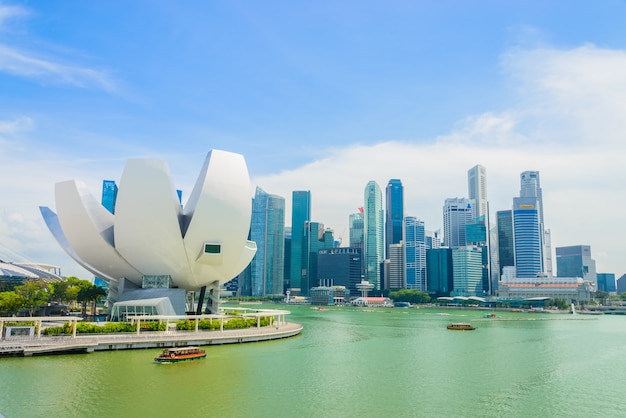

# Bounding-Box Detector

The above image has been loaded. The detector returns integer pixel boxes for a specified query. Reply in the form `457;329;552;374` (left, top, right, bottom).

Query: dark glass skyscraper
426;248;453;297
385;179;404;259
290;191;311;292
496;210;515;276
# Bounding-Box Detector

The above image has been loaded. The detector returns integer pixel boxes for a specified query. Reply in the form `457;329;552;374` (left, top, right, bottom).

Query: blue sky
1;1;626;279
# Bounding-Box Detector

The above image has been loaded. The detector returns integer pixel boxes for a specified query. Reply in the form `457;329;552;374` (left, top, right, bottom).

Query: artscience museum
40;150;257;319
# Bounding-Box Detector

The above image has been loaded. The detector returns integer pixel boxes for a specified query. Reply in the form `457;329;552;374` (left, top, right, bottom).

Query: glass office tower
404;216;426;291
289;190;311;292
364;181;383;290
247;187;285;296
512;197;543;278
385;179;404;259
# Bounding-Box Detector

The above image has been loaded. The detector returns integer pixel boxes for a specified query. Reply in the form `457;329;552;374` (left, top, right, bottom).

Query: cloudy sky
1;1;625;279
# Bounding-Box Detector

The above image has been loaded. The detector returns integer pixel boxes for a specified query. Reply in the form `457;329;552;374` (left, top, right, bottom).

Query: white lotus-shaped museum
40;150;257;302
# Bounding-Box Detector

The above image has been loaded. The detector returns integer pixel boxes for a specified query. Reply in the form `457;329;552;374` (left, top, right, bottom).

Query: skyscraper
246;187;285;296
364;181;384;290
404;216;426;291
349;210;364;250
290;190;311;292
512;197;543;278
451;246;484;296
519;170;553;276
443;198;473;247
468;165;488;220
317;247;362;296
426;248;453;297
387;242;405;290
556;245;597;286
302;222;334;294
385;179;404;259
496;210;514;276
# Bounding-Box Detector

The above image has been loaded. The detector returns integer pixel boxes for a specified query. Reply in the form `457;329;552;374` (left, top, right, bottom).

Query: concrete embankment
0;322;302;357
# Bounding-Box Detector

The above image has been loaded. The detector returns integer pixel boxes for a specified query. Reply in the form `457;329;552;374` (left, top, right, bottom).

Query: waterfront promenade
0;310;302;357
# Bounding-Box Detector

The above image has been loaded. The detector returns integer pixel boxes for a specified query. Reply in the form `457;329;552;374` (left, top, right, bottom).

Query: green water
1;306;625;418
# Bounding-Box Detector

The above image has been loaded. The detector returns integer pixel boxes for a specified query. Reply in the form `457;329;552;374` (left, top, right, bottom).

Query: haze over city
1;1;625;279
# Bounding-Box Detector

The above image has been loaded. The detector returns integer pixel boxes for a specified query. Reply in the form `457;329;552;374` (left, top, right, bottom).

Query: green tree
14;280;50;316
78;284;108;318
0;291;25;316
389;289;431;304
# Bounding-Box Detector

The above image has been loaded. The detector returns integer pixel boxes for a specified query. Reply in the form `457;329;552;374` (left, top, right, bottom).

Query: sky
1;1;626;280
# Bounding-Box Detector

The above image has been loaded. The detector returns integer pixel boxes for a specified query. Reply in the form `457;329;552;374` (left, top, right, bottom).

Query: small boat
482;313;496;318
447;323;476;331
154;346;206;364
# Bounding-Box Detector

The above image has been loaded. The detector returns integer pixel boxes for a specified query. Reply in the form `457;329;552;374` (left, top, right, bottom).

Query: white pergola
0;316;82;339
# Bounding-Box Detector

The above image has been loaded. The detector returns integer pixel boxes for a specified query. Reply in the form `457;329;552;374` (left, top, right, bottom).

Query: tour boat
154;346;206;364
446;323;476;331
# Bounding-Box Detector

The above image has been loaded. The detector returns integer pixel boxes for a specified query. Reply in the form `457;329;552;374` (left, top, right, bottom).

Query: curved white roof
41;149;256;291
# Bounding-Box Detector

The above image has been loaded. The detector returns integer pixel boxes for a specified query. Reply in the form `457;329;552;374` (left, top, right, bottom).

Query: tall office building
289;191;311;292
512;197;543;278
317;247;362;296
101;180;118;214
519;170;553;276
426;230;441;249
302;222;334;294
364;181;384;290
597;273;616;293
387;242;405;290
468;165;488;220
283;227;291;293
443;198;473;248
616;274;626;295
349;210;365;250
451;246;484;296
246;187;285;296
385;179;404;258
556;245;597;286
496;210;515;277
404;217;426;291
426;248;453;297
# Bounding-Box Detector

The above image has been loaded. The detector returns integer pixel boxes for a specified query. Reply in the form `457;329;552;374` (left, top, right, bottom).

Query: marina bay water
1;306;625;417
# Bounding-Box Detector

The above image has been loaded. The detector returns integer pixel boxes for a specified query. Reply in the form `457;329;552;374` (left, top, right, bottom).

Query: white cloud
0;45;118;92
0;3;28;28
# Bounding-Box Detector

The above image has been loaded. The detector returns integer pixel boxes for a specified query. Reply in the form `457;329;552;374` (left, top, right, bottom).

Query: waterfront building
301;222;334;295
244;187;285;297
451;246;484;296
597;273;616;293
385;179;404;259
364;181;384;290
309;286;351;305
556;245;597;287
466;218;490;295
519;171;553;276
404;217;426;291
40;150;257;316
101;180;118;214
385;242;405;290
512;197;543;278
496;210;514;277
290;190;311;293
283;227;291;293
468;165;488;220
443;197;473;247
317;247;362;296
426;247;453;297
617;274;626;294
498;277;593;302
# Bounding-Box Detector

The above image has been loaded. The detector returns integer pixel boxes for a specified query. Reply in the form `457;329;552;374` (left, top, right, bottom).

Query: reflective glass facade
290;191;311;291
385;179;404;259
513;197;543;278
404;217;426;291
364;181;383;290
101;180;118;214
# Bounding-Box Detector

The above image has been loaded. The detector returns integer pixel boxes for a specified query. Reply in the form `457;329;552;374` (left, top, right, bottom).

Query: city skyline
1;2;626;279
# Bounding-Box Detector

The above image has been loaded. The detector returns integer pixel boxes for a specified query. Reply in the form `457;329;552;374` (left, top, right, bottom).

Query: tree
389;289;431;304
78;284;108;318
0;291;25;316
14;280;50;316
